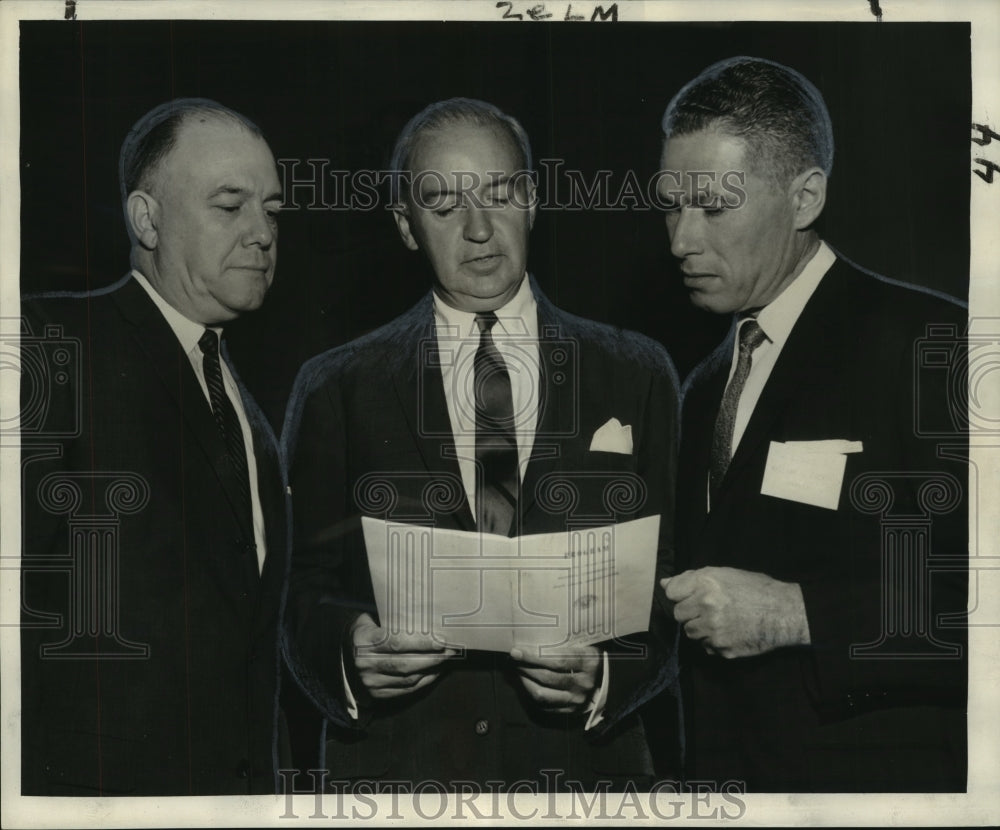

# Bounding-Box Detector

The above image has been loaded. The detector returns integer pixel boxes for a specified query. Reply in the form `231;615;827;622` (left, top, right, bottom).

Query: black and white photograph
1;0;997;825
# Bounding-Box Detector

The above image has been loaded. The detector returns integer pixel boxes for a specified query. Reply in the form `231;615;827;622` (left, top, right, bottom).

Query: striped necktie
198;329;254;540
473;312;519;536
709;318;768;501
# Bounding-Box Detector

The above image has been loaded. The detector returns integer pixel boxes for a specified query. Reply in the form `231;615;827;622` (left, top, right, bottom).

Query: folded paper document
361;515;661;654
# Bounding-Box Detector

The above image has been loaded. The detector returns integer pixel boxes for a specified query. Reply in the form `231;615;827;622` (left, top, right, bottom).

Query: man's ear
127;191;160;250
525;178;538;231
392;206;420;252
791;167;827;230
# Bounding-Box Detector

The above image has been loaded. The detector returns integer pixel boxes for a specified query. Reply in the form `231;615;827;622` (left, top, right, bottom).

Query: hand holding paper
360;515;660;653
349;612;458;700
662;566;810;658
510;644;602;715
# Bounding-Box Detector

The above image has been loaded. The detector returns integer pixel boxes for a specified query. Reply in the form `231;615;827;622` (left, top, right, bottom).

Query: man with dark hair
659;57;967;791
20;98;288;795
282;97;679;789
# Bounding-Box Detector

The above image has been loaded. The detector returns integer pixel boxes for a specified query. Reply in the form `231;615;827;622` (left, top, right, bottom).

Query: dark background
19;20;970;431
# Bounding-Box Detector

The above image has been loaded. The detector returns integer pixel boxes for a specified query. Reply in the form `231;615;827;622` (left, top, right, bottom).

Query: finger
671;596;702;624
515;663;598;695
368;672;440;699
356;631;456;655
355;651;455;676
662;570;700;602
681;618;709;641
519;674;585;712
383;631;454;653
514;665;571;690
509;647;600;672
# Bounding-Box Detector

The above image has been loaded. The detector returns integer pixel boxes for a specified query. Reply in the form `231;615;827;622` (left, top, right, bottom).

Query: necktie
709;318;768;500
198;329;253;540
474;312;519;536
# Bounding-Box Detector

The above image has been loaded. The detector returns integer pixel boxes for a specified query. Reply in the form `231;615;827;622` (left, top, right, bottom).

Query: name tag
760;440;862;510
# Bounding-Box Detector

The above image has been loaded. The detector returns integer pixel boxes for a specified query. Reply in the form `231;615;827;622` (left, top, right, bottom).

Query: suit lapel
386;296;476;531
241;392;286;638
519;292;576;523
110;276;259;541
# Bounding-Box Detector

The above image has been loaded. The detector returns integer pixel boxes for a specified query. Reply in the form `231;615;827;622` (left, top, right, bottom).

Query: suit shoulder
21;280;126;337
835;256;967;329
292;300;427;390
551;307;679;387
21;286;113;320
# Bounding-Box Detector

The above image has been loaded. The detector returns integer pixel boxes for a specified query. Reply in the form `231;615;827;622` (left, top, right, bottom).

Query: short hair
388;97;533;205
119;97;263;207
662;56;834;185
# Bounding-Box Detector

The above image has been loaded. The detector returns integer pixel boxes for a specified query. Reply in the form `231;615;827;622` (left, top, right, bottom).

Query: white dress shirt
433;274;539;509
132;271;267;573
725;241;837;456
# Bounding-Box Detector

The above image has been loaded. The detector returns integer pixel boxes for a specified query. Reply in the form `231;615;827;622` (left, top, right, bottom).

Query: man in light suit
282;98;679;790
659;57;968;791
20;99;288;795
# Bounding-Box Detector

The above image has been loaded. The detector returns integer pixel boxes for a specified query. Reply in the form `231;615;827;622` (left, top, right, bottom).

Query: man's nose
463;205;494;243
243;203;275;248
668;206;702;259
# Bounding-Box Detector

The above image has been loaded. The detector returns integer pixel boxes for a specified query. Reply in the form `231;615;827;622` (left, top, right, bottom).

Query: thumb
662;569;698;602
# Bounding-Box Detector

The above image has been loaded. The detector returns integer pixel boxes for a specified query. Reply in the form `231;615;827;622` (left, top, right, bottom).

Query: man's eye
434;206;458;217
216;204;240;213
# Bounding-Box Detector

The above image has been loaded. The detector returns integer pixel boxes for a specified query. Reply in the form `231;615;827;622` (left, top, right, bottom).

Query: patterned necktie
198;329;253;539
474;312;519;536
709;318;768;500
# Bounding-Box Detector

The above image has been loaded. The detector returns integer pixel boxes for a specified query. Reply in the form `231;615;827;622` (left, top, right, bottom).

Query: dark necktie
474;312;519;536
709;318;768;500
198;329;254;540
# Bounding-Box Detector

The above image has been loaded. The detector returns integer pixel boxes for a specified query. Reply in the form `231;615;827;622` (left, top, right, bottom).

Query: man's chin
687;289;736;316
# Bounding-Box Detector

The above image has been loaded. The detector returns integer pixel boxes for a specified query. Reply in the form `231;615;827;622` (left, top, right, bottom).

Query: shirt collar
432;273;538;339
753;240;836;347
131;269;219;355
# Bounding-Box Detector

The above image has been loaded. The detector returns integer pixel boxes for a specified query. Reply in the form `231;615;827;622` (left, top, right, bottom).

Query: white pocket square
589;417;633;455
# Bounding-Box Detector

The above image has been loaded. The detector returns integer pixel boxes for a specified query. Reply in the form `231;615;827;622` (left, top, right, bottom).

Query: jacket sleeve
280;360;372;729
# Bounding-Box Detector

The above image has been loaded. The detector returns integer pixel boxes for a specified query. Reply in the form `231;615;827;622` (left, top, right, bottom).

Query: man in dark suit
20;98;288;795
659;57;968;791
282;98;679;790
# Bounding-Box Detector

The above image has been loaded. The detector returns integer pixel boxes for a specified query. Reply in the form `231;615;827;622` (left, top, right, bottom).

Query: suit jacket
677;257;968;792
281;282;680;789
19;275;288;795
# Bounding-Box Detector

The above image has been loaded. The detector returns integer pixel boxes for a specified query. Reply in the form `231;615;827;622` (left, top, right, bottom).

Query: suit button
474;719;490;736
236;759;251;778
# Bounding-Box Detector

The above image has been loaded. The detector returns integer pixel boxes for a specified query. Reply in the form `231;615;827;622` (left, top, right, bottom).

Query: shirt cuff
341;646;361;721
583;650;610;731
